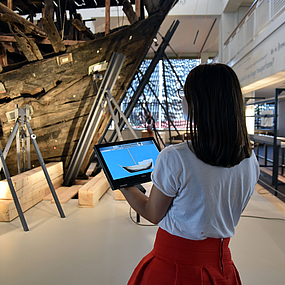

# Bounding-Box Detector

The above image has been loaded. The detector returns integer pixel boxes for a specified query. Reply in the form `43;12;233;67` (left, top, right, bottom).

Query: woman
120;63;260;285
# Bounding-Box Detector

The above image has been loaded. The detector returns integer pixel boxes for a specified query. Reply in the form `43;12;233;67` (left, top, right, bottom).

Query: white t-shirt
151;142;260;240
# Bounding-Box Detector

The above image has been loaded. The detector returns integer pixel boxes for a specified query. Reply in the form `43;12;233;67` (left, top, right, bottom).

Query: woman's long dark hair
184;63;252;167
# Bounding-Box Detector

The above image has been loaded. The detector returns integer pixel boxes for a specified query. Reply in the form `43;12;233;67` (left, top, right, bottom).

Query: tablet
94;137;160;190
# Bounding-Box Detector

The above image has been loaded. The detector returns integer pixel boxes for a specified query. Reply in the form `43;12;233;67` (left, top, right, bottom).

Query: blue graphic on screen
100;141;159;180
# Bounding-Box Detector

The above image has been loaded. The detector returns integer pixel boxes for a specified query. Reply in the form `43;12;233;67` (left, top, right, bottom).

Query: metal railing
223;0;285;63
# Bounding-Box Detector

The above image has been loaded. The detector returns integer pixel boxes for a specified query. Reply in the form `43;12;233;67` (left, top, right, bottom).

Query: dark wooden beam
8;23;38;62
0;43;8;69
13;25;43;60
144;0;160;15
135;0;141;18
41;16;66;53
123;0;138;25
0;3;46;37
0;35;85;46
7;0;12;9
44;0;54;18
72;19;96;40
105;0;110;36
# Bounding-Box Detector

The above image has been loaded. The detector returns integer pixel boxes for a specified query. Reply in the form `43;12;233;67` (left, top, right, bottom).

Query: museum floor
0;182;284;285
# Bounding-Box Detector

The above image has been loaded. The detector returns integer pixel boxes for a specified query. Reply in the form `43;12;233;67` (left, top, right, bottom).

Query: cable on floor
257;179;285;198
129;207;157;227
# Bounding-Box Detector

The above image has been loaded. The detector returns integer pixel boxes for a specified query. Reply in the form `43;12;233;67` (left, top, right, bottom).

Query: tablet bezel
94;137;160;190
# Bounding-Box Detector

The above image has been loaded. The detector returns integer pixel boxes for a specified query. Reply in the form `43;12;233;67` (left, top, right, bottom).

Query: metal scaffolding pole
63;52;126;186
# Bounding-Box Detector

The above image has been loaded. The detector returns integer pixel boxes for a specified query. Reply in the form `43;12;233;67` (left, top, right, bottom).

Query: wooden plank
72;19;96;40
79;170;104;190
135;0;141;18
0;35;85;46
0;181;15;199
105;0;110;36
123;0;139;24
12;33;38;62
144;0;161;15
114;190;126;201
13;26;43;60
0;199;14;221
7;0;12;9
78;172;110;207
0;3;46;37
40;16;66;53
0;174;63;222
10;163;62;196
0;162;63;199
43;186;67;201
44;0;54;18
51;185;81;204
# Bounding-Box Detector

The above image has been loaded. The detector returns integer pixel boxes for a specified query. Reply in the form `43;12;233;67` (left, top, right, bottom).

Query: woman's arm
119;184;174;224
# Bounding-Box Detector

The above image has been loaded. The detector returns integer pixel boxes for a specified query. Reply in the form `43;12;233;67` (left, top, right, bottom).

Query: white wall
232;18;285;90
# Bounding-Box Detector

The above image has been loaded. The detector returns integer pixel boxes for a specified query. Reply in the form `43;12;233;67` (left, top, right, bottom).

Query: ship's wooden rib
123;0;138;24
72;19;96;40
40;16;66;53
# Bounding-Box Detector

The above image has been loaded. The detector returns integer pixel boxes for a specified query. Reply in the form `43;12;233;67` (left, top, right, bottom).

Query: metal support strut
63;52;126;186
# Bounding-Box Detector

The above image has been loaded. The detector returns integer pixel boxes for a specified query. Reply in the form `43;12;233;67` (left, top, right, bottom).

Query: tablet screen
94;137;160;190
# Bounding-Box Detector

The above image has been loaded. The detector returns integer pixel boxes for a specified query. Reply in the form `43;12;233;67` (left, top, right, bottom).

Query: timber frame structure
0;0;161;70
0;0;178;177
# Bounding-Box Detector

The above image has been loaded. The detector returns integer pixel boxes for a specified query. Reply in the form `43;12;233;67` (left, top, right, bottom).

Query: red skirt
128;228;242;285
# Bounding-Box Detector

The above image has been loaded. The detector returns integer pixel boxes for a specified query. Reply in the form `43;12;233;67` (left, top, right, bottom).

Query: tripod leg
15;107;21;174
26;104;31;170
105;92;124;141
0;146;29;231
25;119;65;218
107;90;138;139
0;119;19;172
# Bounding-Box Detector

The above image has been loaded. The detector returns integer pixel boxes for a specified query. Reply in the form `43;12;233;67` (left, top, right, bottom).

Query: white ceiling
156;15;219;59
89;0;284;98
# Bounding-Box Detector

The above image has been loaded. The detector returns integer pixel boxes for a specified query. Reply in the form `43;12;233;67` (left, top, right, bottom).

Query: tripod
0;104;65;231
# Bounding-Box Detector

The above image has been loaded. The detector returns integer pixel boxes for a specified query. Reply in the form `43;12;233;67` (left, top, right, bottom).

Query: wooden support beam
0;3;47;37
12;25;43;60
144;0;160;15
72;19;96;40
7;0;12;9
0;43;8;68
8;23;38;62
13;34;38;62
105;0;110;36
78;171;110;207
0;162;63;221
0;35;85;46
40;16;66;53
44;0;54;18
43;184;81;204
123;0;138;25
135;0;141;18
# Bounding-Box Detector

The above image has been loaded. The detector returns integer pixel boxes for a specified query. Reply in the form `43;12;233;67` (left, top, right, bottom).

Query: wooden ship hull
0;0;177;177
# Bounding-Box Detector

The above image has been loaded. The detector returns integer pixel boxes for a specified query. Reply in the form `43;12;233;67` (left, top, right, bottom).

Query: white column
245;91;256;135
